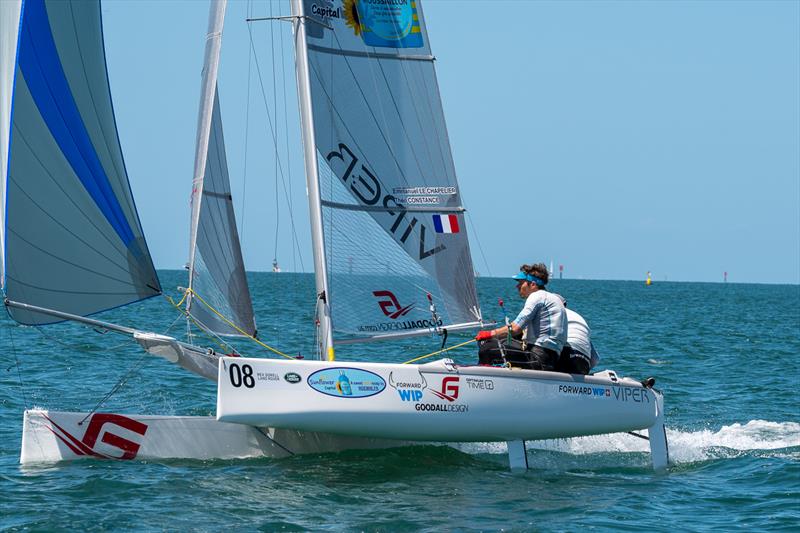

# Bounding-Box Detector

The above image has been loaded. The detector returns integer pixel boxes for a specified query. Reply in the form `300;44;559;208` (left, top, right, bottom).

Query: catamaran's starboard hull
19;410;413;464
217;358;661;442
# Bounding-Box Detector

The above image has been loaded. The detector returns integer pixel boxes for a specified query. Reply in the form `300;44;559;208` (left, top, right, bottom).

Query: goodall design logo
43;413;148;460
431;376;459;402
373;290;414;319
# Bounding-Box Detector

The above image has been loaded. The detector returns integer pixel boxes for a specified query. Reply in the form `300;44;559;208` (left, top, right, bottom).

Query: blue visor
512;272;545;286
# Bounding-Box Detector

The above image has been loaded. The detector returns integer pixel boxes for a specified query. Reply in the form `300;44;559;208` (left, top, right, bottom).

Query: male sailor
475;263;567;370
553;294;600;375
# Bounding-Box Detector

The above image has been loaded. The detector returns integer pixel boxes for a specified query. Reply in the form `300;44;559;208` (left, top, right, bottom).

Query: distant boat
272;259;281;273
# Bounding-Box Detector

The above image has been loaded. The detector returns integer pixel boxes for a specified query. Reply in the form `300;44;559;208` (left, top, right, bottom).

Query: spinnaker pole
290;0;333;361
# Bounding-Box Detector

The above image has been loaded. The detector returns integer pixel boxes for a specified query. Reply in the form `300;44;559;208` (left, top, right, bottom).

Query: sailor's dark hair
520;263;549;287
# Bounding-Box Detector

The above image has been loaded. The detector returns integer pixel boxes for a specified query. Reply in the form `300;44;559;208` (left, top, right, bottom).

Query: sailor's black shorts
478;339;559;371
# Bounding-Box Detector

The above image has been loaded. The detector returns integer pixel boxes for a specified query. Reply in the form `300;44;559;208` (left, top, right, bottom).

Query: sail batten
297;0;481;342
320;200;464;214
307;43;434;62
186;0;256;338
1;0;161;325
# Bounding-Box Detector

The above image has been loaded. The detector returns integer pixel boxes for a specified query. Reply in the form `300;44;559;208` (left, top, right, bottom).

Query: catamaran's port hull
216;358;662;442
20;410;412;464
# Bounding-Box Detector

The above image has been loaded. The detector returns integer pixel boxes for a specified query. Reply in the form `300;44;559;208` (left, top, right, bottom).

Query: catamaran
3;0;668;470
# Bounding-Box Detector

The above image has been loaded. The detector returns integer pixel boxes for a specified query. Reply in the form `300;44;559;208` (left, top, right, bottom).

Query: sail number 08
228;363;255;388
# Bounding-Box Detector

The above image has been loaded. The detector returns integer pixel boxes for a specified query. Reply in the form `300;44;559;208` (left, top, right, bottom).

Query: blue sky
102;0;799;284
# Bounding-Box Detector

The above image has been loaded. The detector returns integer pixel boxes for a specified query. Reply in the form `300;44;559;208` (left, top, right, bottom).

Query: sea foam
454;420;800;464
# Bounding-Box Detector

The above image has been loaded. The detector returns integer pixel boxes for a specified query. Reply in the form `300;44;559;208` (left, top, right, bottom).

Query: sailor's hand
476;330;493;341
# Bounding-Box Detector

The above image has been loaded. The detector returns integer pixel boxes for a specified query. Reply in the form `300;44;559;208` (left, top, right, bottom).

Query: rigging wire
402;337;476;365
165;292;239;354
466;211;492;277
246;19;306;272
255;426;295;456
8;325;29;409
168;288;297;360
79;345;149;425
171;285;461;366
161;311;186;336
270;0;280;266
278;0;299;272
239;0;254;244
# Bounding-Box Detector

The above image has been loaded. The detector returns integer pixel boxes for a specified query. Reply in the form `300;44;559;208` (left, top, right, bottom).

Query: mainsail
0;0;161;325
186;0;256;338
295;0;482;343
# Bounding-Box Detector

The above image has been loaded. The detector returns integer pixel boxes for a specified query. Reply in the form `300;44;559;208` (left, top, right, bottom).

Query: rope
171;288;476;366
173;288;297;361
173;288;189;309
80;347;148;425
402;338;476;365
164;293;242;355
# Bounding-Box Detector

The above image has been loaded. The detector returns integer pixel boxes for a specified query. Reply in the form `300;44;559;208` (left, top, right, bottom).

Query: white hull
20;410;413;465
217;358;662;442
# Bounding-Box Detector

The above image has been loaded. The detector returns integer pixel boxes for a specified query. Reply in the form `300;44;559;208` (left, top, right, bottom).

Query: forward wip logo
43;413;148;460
373;290;414;319
431;376;459;402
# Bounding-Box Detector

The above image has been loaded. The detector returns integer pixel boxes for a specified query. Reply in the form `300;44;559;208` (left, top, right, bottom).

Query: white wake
454;420;800;464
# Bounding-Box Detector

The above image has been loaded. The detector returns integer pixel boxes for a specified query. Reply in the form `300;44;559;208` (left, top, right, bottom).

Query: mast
290;0;333;361
187;0;226;301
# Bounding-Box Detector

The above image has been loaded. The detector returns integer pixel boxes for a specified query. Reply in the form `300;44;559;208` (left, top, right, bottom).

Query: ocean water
1;272;798;531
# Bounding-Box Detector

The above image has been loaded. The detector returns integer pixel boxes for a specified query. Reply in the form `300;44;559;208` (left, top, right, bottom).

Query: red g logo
373;290;414;319
81;414;148;459
44;413;148;460
431;376;459;402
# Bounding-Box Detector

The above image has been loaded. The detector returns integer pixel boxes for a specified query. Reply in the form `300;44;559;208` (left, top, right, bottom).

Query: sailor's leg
648;391;669;470
507;439;528;471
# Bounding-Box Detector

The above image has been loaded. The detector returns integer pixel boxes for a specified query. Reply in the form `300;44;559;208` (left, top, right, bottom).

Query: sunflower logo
343;0;361;36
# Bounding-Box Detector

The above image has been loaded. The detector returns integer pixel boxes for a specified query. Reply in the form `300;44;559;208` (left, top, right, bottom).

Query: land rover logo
284;372;302;384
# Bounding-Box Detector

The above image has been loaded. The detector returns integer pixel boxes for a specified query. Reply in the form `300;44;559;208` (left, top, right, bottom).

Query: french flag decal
432;214;460;234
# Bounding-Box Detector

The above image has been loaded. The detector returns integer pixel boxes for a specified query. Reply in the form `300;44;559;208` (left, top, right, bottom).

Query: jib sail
186;0;256;338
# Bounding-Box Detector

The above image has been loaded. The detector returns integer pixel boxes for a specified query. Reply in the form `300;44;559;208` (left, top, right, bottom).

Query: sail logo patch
307;367;386;398
373;290;414;319
432;214;459;234
360;290;443;332
344;0;424;49
42;413;148;460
